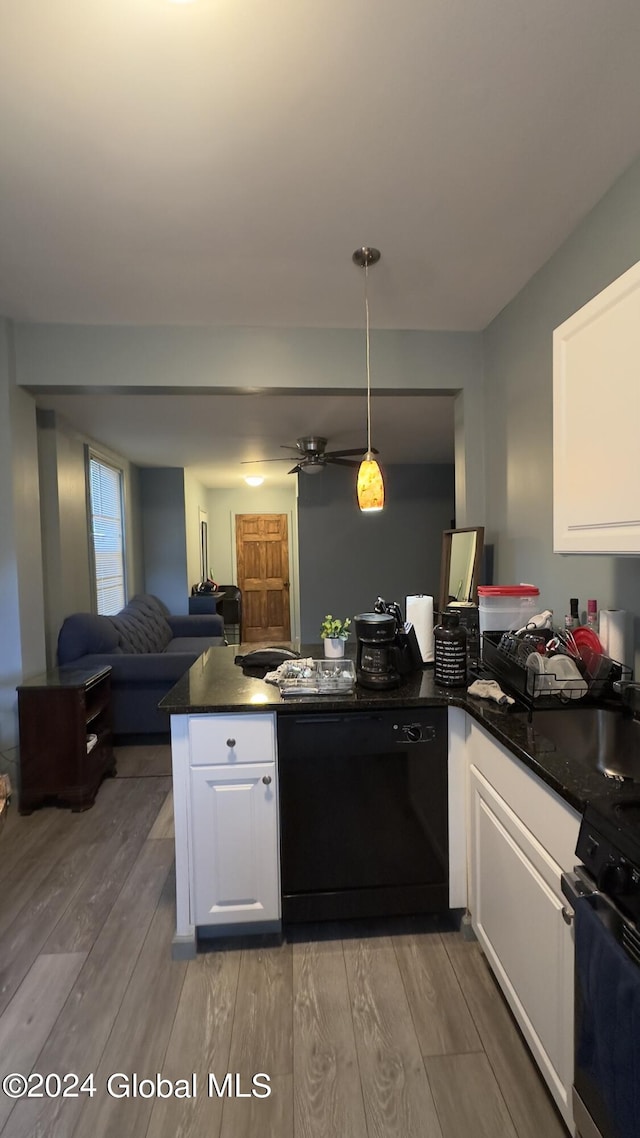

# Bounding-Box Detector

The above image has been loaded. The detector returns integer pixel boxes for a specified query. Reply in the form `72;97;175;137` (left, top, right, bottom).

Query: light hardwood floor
0;746;569;1138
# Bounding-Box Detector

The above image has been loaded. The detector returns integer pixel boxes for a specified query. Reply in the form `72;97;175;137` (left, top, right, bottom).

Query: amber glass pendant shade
357;453;385;512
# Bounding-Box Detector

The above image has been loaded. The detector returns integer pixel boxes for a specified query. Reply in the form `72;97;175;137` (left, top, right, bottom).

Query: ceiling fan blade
240;456;295;464
323;447;366;458
326;457;360;467
324;446;379;458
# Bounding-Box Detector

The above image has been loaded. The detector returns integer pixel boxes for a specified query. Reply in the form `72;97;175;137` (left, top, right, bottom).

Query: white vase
324;637;345;659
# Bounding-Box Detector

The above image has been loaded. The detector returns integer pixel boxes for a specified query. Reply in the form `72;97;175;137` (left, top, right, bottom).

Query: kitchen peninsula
160;641;640;1132
160;641;634;949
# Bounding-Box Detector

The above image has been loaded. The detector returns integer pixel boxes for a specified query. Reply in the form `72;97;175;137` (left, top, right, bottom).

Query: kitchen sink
516;707;640;783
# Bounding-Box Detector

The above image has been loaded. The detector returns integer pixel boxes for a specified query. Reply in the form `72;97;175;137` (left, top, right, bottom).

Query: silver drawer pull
262;775;272;785
561;905;573;926
226;738;236;748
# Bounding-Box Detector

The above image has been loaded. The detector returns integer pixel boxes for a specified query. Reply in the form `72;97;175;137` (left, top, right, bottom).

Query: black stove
575;799;640;926
567;800;640;1138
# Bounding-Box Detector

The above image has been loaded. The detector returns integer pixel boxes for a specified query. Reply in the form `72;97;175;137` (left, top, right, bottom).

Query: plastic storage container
277;659;356;697
478;585;540;644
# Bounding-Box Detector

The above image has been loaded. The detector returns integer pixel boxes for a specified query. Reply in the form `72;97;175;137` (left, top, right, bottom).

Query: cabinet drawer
188;713;276;765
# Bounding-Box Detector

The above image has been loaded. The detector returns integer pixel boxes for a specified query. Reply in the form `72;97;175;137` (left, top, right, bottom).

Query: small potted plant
320;614;352;658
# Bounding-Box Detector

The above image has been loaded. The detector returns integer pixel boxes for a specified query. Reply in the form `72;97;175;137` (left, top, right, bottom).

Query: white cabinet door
469;764;574;1129
190;762;280;927
553;258;640;553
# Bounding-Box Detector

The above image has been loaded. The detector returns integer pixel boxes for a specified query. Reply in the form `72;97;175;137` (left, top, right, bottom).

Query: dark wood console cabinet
17;665;115;813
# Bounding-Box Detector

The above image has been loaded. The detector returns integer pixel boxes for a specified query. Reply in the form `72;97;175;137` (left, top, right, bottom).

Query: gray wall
483;154;640;668
297;463;455;641
0;321;46;776
139;468;189;614
184;469;210;591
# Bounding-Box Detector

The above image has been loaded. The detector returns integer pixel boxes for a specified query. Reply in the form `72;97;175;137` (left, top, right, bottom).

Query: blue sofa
57;594;225;738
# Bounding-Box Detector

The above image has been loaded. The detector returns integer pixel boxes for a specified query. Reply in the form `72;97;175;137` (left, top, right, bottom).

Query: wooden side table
17;665;115;813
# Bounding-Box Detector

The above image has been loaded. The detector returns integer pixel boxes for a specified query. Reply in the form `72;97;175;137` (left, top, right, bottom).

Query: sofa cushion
80;651;206;683
167;613;224;638
110;594;172;654
57;613;123;666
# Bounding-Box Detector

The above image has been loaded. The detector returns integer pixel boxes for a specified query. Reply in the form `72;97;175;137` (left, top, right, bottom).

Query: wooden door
235;514;291;643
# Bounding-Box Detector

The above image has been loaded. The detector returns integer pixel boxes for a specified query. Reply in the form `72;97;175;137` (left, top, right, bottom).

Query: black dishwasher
278;708;448;922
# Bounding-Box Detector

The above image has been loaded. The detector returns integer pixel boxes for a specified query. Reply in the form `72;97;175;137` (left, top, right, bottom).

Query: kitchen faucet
612;679;640;716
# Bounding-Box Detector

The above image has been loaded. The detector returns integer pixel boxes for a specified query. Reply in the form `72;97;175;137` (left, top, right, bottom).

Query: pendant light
353;246;385;512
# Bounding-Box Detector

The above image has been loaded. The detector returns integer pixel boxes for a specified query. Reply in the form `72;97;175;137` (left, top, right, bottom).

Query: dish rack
481;630;632;717
277;659;356;697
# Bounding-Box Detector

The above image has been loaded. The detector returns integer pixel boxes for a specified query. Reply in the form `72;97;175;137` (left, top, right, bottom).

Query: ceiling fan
241;436;376;475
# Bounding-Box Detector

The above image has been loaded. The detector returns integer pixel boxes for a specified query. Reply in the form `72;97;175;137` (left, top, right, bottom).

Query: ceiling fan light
300;463;324;474
357;454;385;512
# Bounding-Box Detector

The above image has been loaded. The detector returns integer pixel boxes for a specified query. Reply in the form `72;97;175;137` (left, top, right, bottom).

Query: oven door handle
561;867;599;912
560;868;598;927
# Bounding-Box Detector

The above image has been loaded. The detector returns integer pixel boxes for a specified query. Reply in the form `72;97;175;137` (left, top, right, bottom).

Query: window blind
89;456;126;615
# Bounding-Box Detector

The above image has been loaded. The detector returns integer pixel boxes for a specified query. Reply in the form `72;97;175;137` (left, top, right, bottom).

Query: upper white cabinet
553;259;640;553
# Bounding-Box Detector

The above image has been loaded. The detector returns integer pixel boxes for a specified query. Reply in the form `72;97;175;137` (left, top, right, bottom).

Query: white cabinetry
171;712;279;957
553;258;640;553
467;721;580;1131
190;763;279;927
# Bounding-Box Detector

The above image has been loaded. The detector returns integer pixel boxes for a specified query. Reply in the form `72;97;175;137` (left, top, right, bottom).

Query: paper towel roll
406;595;434;663
599;610;631;668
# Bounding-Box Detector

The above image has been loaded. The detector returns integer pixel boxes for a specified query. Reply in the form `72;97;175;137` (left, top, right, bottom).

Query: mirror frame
439;526;485;614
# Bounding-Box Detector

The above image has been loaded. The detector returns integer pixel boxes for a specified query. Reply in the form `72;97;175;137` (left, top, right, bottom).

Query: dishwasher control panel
396;722;436;743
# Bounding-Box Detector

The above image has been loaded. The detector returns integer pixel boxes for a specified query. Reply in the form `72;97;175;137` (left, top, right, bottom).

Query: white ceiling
2;1;640;330
5;1;640;482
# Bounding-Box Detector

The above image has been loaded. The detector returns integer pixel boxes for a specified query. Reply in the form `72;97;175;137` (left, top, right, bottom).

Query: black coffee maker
355;598;423;690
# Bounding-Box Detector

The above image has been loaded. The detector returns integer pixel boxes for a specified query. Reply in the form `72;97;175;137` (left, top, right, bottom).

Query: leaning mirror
439;527;485;613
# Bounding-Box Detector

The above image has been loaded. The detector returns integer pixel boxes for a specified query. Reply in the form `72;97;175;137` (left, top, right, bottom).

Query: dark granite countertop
158;644;452;714
159;644;640;820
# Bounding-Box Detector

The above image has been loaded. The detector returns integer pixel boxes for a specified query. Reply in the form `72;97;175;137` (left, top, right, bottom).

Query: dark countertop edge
158;648;636;817
160;685;586;813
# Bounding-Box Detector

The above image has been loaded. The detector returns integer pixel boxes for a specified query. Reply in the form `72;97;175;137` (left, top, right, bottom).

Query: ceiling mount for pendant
352;247;381;270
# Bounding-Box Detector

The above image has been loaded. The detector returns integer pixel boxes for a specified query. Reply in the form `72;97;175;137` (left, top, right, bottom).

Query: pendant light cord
365;261;372;455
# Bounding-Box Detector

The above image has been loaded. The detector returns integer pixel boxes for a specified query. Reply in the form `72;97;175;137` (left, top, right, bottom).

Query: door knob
262;774;272;785
226;738;236;748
